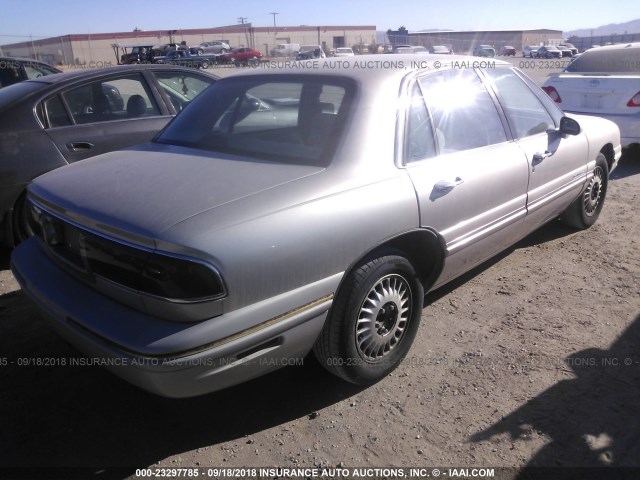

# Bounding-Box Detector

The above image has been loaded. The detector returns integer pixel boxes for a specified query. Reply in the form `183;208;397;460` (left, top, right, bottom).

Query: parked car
392;45;413;53
152;43;188;57
221;48;262;66
473;45;496;57
119;45;155;64
522;45;539;58
153;50;215;69
557;46;574;58
334;47;355;57
536;46;562;58
0;64;217;246
429;45;452;54
191;41;230;55
0;57;60;88
559;43;578;56
11;55;621;398
412;46;429;54
271;43;300;57
395;46;416;54
296;45;326;60
542;42;640;147
499;46;516;56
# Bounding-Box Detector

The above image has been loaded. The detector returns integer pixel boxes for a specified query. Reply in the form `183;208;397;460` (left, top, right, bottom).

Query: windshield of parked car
155;75;355;166
565;47;640;73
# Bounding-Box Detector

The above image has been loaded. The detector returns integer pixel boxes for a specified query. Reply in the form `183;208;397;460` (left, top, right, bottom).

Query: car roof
228;54;511;85
588;41;640;52
23;64;218;86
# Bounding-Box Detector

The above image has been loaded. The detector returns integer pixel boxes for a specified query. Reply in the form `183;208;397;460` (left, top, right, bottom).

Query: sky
0;0;637;44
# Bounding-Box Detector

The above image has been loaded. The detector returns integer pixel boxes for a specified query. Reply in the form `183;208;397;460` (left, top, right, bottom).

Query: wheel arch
599;143;615;172
339;228;446;296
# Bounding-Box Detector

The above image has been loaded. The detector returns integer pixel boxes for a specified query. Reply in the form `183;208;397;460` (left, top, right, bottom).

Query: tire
561;153;608;229
197;49;204;55
313;255;424;385
12;192;34;245
201;60;210;69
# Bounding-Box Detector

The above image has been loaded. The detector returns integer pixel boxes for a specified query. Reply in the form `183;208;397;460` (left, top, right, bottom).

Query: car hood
29;143;325;245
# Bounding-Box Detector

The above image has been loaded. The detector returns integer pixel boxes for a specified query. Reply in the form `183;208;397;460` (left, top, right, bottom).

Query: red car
223;48;262;66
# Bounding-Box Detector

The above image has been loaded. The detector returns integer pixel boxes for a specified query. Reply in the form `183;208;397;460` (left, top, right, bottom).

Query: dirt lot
1;69;639;478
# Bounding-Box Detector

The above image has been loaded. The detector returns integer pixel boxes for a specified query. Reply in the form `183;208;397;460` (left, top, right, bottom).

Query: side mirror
559;116;581;136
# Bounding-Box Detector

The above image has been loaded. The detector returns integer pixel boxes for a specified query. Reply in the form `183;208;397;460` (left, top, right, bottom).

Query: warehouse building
387;28;564;54
0;24;377;66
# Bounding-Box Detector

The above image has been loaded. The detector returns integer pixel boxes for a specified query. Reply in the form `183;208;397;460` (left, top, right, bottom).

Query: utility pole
269;12;279;29
238;17;247;24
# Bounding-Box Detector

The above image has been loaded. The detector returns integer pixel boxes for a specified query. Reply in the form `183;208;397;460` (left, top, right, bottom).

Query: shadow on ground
0;288;363;473
470;315;640;478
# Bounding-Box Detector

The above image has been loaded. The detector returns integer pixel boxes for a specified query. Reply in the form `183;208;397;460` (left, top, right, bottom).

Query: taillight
542;86;562;103
627;91;640;107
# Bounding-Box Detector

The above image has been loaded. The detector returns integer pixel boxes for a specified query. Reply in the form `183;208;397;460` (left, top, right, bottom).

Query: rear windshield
155;75;355;166
566;47;640;73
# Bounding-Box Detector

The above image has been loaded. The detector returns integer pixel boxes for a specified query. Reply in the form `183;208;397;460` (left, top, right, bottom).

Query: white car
542;42;640;147
334;47;355;57
523;45;539;58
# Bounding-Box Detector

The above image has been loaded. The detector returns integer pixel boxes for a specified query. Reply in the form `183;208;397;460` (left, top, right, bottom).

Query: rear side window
566;47;640;73
23;63;59;79
44;95;72;127
61;74;160;125
405;85;436;162
153;71;216;112
419;69;506;153
483;68;556;139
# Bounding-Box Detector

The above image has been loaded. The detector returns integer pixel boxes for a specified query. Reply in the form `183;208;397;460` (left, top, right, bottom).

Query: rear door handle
434;177;464;192
66;141;94;152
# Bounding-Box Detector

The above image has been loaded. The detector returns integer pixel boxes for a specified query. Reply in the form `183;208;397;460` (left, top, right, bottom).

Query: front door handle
532;151;551;166
66;141;94;152
434;177;464;192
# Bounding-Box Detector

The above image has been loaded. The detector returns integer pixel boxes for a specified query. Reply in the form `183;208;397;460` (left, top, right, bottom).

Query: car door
42;72;170;163
403;68;530;288
483;68;588;228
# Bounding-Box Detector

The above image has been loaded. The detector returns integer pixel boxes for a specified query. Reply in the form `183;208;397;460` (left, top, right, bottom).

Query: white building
0;24;378;66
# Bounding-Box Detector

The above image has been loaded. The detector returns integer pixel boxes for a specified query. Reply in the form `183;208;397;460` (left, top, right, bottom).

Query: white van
271;43;300;57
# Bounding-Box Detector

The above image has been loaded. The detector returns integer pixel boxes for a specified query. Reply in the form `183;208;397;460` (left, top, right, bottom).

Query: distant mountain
565;18;640;38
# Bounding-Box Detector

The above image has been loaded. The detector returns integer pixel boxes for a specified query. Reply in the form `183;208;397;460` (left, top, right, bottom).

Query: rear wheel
201;60;210;69
561;153;608;229
314;255;423;385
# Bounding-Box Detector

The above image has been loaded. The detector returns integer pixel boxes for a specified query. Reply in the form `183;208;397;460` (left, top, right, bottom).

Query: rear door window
61;74;160;125
152;71;216;112
418;69;506;153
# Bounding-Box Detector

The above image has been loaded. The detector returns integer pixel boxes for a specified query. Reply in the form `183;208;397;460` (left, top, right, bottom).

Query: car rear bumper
11;239;336;398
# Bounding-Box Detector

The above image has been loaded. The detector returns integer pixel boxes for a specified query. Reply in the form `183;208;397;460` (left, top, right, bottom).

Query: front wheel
201;60;210;69
561;153;608;229
314;255;423;385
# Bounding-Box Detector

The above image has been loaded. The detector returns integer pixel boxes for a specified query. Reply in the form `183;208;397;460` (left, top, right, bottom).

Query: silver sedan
11;55;621;397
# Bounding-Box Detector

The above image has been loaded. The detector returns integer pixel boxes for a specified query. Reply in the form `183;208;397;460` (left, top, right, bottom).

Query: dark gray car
0;64;217;246
0;56;61;88
12;56;621;398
